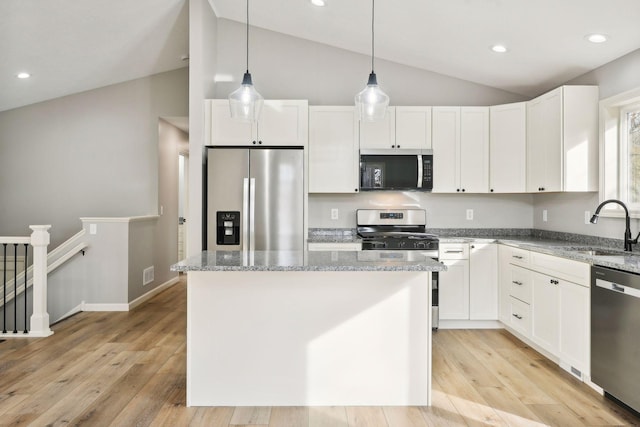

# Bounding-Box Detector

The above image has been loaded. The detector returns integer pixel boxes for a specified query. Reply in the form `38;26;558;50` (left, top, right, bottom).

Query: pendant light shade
229;72;264;122
355;0;389;122
229;0;263;122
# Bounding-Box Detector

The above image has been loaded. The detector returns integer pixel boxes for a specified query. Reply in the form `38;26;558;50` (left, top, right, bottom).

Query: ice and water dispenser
216;211;240;245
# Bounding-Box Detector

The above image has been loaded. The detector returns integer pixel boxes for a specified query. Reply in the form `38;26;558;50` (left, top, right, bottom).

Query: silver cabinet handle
242;178;249;250
512;255;524;259
249;178;256;252
512;313;523;320
512;281;523;286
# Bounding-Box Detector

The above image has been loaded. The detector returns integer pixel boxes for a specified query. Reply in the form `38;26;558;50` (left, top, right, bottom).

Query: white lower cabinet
439;242;497;322
498;244;590;380
439;259;470;320
559;280;590;375
531;271;560;354
469;243;498;320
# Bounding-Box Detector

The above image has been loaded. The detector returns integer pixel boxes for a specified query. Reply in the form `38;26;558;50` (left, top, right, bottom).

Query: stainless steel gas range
356;209;440;329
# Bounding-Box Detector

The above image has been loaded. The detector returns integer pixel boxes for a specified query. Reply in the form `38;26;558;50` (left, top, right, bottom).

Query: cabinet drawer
509;266;532;304
507;246;530;266
509;296;531;337
530;251;589;286
439;243;469;260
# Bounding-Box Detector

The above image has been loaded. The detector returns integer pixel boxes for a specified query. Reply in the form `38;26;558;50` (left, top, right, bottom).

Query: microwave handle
417;154;423;188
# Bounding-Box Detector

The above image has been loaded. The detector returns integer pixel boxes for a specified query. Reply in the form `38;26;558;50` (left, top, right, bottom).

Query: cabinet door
308;107;359;193
439;259;470;320
531;271;560;354
208;99;254;146
432;107;460;193
359;107;396;149
559;281;589;375
257;100;308;146
527;88;562;192
460;107;489;193
395;107;432;149
489;102;526;193
469;243;497;320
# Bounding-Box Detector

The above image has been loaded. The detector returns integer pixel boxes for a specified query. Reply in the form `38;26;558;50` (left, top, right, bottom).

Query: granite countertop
440;235;640;274
171;250;446;272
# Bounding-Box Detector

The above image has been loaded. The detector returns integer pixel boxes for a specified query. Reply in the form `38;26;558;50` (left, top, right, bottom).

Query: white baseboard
438;319;503;329
82;303;130;312
128;276;180;310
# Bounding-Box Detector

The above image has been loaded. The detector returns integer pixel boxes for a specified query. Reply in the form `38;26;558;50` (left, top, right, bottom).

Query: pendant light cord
246;0;250;73
371;0;375;73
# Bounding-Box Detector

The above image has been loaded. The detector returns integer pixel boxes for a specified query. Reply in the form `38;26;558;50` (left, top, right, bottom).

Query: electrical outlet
89;223;97;235
543;210;548;222
466;209;474;220
585;211;591;224
331;208;339;220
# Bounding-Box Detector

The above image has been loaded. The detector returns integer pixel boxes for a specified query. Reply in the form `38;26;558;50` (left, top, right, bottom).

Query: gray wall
531;47;640;239
0;68;189;249
214;19;525;106
310;193;533;229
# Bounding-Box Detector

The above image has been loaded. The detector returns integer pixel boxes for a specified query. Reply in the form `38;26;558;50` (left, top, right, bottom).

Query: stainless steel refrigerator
206;147;304;251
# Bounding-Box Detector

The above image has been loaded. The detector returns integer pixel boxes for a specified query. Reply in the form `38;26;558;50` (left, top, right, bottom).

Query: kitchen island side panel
187;270;431;406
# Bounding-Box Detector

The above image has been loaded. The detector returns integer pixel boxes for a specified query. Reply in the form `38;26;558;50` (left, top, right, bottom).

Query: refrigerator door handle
249;178;256;252
242;178;249;250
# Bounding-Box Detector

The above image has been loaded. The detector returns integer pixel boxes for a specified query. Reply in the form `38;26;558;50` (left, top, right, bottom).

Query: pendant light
355;0;389;122
229;0;264;122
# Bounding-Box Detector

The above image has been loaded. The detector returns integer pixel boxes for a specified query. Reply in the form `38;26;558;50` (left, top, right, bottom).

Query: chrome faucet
590;199;639;251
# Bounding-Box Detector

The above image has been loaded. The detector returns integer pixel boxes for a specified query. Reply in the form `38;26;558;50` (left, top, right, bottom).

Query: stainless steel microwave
360;149;433;191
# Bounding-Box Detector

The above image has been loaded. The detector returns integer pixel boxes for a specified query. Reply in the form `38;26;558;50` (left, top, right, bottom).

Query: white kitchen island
171;250;445;407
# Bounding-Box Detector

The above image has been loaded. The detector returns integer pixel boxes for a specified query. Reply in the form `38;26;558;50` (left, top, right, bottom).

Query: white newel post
29;225;53;337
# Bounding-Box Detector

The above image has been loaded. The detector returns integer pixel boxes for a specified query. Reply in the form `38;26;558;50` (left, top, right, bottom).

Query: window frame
599;87;640;218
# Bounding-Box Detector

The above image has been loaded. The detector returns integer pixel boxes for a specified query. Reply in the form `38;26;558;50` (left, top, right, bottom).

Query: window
600;88;640;217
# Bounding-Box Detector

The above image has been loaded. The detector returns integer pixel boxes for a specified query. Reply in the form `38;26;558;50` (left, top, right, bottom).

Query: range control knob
415;241;427;249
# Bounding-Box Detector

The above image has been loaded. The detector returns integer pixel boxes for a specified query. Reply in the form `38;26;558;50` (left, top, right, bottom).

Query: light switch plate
543;210;548;222
89;224;97;235
331;208;339;220
466;209;474;220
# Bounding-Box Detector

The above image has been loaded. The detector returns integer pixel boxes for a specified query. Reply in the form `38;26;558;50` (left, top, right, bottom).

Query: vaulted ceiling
2;0;640;112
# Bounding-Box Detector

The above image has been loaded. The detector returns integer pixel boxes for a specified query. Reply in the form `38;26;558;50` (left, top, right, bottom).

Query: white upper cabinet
360;107;432;150
432;106;489;193
206;99;308;147
395;107;432;149
308;107;359;193
359;107;396;150
526;86;598;192
489;102;527;193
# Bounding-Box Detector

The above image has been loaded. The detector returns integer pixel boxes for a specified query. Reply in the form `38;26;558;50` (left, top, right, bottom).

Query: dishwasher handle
596;279;640;298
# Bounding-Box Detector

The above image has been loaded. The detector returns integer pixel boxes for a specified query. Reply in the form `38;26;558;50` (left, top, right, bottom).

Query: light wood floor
1;276;639;427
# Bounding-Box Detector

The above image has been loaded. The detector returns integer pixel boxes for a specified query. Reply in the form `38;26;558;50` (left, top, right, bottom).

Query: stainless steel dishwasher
591;265;640;414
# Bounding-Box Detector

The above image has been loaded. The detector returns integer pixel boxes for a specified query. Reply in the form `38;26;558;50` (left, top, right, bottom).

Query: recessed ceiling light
490;45;508;53
310;0;326;6
586;33;608;43
16;72;31;79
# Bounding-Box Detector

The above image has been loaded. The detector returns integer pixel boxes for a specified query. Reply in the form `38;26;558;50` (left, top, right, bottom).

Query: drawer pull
444;250;464;253
512;255;524;259
512;280;523;286
512;313;523;320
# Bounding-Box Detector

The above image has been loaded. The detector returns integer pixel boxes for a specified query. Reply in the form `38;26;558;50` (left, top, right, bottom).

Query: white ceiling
0;0;189;112
2;0;640;113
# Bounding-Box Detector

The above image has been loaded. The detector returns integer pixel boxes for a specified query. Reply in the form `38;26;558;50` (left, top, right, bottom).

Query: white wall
310;193;533;229
188;0;219;256
0;68;189;249
531;47;640;239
